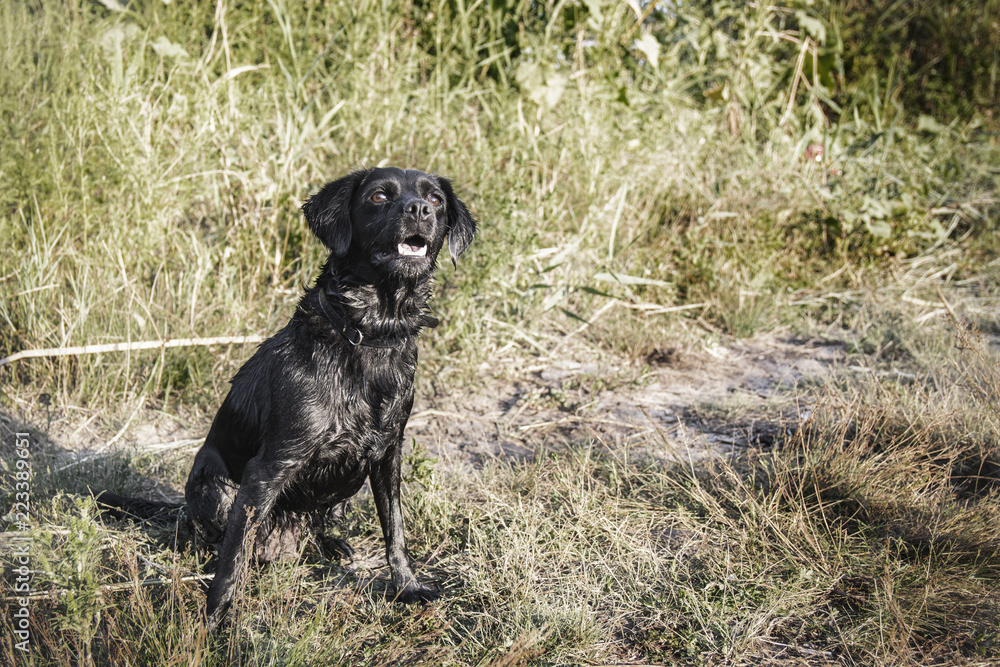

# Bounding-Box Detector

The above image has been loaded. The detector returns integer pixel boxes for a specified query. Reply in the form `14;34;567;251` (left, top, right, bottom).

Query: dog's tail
91;490;185;522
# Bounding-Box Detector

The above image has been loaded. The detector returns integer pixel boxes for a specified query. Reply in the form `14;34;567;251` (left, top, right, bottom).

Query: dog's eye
427;194;442;206
371;192;388;203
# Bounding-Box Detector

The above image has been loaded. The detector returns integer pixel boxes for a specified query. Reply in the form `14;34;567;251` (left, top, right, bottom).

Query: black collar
316;290;438;349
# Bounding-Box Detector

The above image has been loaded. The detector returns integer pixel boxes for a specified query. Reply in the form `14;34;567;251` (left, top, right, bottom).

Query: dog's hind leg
314;501;354;560
185;447;239;552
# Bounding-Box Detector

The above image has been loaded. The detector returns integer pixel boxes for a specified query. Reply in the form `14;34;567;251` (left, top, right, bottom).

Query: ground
409;333;845;467
6;324;999;666
24;331;848;493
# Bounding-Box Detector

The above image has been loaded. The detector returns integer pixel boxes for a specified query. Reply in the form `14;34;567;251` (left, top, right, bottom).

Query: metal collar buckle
345;327;363;346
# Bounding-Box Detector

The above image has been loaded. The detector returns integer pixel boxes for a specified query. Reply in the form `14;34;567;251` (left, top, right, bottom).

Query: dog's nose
404;199;432;218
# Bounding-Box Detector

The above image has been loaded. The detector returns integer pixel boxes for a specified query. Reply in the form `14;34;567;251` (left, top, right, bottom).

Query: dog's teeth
398;243;427;257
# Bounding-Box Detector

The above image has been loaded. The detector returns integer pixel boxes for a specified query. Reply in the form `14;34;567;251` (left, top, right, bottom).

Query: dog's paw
203;604;228;632
318;534;355;561
203;583;234;632
394;581;439;604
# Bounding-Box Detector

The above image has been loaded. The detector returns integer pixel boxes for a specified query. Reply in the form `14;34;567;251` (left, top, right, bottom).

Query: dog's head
302;167;477;280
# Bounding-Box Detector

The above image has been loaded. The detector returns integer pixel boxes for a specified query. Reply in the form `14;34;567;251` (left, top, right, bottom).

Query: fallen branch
1;573;214;602
0;335;265;368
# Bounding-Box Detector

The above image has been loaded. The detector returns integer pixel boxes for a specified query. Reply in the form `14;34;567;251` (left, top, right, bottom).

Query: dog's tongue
398;242;427;257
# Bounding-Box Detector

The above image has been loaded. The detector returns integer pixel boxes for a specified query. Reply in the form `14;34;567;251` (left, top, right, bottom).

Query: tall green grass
2;0;997;415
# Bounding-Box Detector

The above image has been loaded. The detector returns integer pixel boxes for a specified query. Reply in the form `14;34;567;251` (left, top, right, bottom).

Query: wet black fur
96;167;476;629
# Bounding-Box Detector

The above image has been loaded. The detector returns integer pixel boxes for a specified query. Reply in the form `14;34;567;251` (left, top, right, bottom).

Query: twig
779;37;811;127
1;573;214;601
143;438;205;452
915;308;947;324
482;317;550;355
0;335;265;368
137;551;203;584
935;284;960;323
620;301;708;314
518;415;643;432
408;409;491;423
757;637;836;659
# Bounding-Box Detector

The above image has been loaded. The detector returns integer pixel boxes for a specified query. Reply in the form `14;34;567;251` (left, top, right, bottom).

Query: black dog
97;167;476;629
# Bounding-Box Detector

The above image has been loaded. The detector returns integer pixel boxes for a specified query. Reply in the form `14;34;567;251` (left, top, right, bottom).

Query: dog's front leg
204;456;289;629
370;445;438;603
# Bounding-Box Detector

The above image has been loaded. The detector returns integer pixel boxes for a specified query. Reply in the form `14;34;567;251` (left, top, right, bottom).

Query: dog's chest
331;346;415;417
281;349;414;503
284;442;370;508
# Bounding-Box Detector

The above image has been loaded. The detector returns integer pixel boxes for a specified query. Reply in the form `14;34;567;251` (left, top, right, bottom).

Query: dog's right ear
301;171;367;256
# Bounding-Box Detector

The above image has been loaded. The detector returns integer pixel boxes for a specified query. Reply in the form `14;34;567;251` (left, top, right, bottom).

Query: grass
3;321;999;665
1;0;1000;665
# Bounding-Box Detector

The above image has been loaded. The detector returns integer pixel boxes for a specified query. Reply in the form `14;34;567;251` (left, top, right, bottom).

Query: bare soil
407;333;847;468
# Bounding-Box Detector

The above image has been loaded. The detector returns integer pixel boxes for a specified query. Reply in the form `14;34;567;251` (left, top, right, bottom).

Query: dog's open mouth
397;236;427;258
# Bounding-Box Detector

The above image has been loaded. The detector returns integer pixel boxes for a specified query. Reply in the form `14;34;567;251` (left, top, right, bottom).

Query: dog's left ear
439;177;478;260
301;170;368;256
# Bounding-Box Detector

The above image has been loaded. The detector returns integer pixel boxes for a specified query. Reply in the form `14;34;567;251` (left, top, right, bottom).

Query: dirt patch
407;333;848;467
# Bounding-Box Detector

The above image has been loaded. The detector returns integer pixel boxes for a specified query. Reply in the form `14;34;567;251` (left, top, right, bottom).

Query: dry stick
408;408;491;423
0;335;266;368
779;36;812;128
757;638;836;660
935;284;960;323
1;573;215;602
137;551;203;584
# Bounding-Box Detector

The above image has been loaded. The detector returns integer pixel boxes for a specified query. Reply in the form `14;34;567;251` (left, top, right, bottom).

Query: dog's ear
301;171;367;256
439;177;478;260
